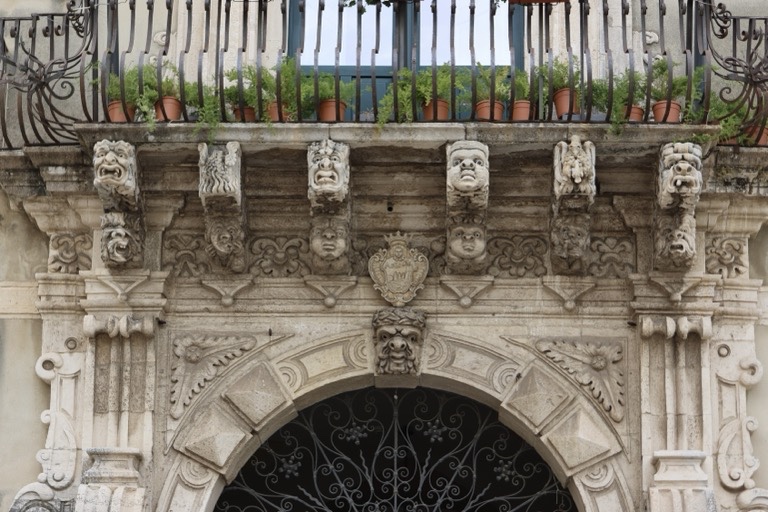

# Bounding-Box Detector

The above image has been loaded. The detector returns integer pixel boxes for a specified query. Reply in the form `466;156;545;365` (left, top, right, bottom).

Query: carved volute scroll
445;141;489;276
368;232;428;307
308;139;350;212
199;142;246;274
372;307;427;375
551;135;596;276
654;142;703;271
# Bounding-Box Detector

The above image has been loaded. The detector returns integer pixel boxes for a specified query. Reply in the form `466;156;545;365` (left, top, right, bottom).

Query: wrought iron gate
215;387;576;512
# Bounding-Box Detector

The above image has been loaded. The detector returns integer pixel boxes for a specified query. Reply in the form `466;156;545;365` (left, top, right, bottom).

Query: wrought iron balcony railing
0;0;766;149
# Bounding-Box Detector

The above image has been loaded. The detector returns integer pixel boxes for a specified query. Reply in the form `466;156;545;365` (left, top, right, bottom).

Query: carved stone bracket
83;313;156;339
553;135;596;207
649;451;715;512
439;275;494;308
639;314;712;340
199;142;246;274
304;276;358;308
308;139;350;213
368;232;429;307
542;276;597;311
653;142;703;271
372;307;427;375
445;141;489;275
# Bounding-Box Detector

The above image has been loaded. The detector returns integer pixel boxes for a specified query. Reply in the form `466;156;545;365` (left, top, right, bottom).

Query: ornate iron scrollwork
215;387;575;512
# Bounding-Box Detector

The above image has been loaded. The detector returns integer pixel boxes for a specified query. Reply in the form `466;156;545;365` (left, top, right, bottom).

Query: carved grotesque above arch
654;142;702;271
372;307;427;375
100;211;143;268
308;139;350;212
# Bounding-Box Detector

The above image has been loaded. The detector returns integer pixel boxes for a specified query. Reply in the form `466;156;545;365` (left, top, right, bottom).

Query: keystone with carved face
371;307;426;375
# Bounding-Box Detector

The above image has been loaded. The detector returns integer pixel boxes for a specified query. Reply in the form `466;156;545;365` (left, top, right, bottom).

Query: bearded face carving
100;212;142;267
308;139;350;209
93;140;138;209
205;216;246;273
656;213;696;269
446;141;490;210
372;307;426;375
658;142;703;210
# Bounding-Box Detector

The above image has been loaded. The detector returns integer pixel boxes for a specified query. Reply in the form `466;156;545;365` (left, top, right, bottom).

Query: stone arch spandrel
157;328;636;512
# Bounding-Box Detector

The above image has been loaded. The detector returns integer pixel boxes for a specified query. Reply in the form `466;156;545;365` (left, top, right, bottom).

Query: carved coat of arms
368;233;429;307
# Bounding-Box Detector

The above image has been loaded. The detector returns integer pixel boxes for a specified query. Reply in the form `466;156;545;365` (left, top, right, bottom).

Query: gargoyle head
308;139;350;205
93;140;137;203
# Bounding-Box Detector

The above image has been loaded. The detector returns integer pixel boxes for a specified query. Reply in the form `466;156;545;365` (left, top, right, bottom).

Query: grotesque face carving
554;135;596;202
658;142;702;209
308;139;350;205
551;215;590;260
446;141;490;195
310;217;349;261
371;307;427;376
100;213;141;267
448;224;486;260
93;140;137;203
656;213;696;269
205;216;245;273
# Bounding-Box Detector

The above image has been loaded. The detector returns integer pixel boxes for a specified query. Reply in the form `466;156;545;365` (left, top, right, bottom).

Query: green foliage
377;67;416;125
473;64;511;102
607;70;647;133
513;68;530;101
415;64;461;105
184;81;222;140
590;77;609;113
223;65;260;108
302;72;356;105
650;58;688;101
105;65;140;104
537;57;581;92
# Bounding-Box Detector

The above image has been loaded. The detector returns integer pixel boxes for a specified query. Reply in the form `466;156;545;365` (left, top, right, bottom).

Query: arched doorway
214;387;576;511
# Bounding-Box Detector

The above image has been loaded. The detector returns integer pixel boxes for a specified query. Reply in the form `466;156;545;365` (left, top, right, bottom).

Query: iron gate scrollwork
215;387;575;512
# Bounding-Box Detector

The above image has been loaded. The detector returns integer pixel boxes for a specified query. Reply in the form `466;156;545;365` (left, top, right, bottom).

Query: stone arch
155;328;635;512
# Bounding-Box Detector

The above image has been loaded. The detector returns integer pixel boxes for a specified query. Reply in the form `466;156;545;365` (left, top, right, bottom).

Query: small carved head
310;216;349;261
372;307;427;375
551;214;590;260
659;142;702;209
206;217;244;258
93;140;137;199
657;213;696;268
101;212;141;266
308;139;350;204
447;222;486;261
447;140;490;195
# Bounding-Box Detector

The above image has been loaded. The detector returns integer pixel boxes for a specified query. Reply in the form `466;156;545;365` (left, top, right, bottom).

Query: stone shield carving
368;232;429;307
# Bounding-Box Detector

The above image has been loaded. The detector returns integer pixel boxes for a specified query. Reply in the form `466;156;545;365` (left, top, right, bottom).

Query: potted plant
267;57;302;122
224;65;259;122
105;65;140;122
184;81;224;139
473;64;511;121
142;62;182;122
511;68;533;121
415;63;459;121
546;56;580;119
376;67;416;126
302;72;355;122
614;70;647;123
650;58;687;123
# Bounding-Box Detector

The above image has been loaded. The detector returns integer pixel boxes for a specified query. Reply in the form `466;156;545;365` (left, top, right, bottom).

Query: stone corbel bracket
445;140;489;275
308;139;350;214
83;313;156;339
93;140;145;269
551;136;596;276
653;142;703;271
372;307;427;378
199;142;247;274
639;314;712;340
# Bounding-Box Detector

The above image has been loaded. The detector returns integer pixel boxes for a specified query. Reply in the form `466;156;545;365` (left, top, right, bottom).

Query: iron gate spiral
214;387;576;512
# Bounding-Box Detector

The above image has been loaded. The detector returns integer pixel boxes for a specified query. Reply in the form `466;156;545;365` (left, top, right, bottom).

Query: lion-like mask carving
308;139;350;207
446;141;489;209
100;212;141;267
656;213;696;269
551;214;590;260
93;140;137;207
371;307;426;375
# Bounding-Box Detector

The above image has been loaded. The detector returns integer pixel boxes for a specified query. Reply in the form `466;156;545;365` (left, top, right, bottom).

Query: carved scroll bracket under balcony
308;139;350;214
199;142;246;274
654;142;703;271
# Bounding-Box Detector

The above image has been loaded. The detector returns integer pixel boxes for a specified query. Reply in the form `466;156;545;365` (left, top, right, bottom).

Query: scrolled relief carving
550;213;590;275
486;235;548;278
250;237;310;277
47;233;92;273
163;233;210;277
169;335;257;419
445;216;487;275
553;135;596;204
100;212;143;268
372;307;426;375
706;236;748;278
368;232;429;307
536;338;625;422
198;142;242;208
446;140;489;211
93;139;138;210
308;139;350;211
309;215;351;275
204;215;246;274
588;237;635;278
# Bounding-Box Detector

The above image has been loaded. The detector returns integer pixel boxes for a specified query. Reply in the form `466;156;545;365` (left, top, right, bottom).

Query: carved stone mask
371;307;427;375
101;213;140;265
207;217;244;258
552;215;589;259
447;141;489;194
93;140;136;195
658;142;702;209
310;217;349;261
448;224;486;260
308;140;350;201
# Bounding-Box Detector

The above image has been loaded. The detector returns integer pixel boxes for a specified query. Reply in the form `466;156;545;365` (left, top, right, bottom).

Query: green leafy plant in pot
511;68;533;121
415;63;462;121
539;56;581;118
141;62;182;124
650;58;688;123
471;64;511;121
302;72;355;122
224;65;260;122
377;67;416;126
105;65;141;122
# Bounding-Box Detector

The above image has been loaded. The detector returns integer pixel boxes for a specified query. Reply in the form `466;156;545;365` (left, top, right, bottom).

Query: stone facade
1;120;768;512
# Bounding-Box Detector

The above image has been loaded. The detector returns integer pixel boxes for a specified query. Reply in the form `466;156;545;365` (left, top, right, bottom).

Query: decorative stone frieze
368;232;429;307
553;135;596;204
163;233;210;277
654;142;703;271
251;236;310;277
372;307;427;375
446;140;489;211
486;235;548;278
705;236;748;278
92;139;138;210
588;237;635;278
48;232;93;273
308;139;350;212
309;215;351;275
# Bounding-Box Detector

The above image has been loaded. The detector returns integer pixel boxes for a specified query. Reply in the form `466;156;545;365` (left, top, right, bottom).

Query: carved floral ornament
368;232;429;307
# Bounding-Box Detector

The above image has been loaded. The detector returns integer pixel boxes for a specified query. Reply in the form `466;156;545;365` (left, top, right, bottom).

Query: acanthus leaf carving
536;338;625;422
588;237;635;278
368;232;429;307
169;335;257;419
47;233;92;273
706;236;748;278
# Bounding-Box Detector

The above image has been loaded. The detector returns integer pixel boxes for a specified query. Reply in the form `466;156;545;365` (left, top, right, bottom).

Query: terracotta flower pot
626;105;644;123
745;124;768;146
652;100;682;123
553;88;579;118
317;100;347;122
233;106;256;122
511;100;532;121
154;96;182;121
107;100;135;123
268;101;293;122
474;100;504;121
422;99;449;121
